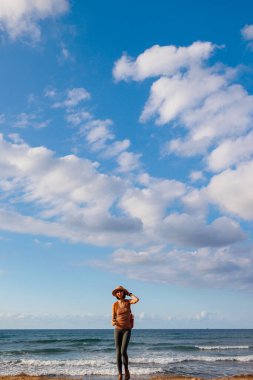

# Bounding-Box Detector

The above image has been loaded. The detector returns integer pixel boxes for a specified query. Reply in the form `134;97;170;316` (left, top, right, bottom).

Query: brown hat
112;285;129;297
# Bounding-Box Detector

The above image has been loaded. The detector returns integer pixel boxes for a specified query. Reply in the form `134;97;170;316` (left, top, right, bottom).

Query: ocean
0;329;253;378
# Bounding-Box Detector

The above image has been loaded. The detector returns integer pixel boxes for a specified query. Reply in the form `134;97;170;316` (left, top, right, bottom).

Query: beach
1;374;253;380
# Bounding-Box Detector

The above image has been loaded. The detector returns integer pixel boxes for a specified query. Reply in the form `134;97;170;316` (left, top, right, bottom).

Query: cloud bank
92;243;253;291
113;40;253;221
1;32;253;292
0;0;69;41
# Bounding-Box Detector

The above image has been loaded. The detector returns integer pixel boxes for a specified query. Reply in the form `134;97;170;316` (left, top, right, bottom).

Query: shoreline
1;374;253;380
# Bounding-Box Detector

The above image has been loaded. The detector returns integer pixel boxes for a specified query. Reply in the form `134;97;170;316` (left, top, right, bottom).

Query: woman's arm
128;292;139;304
112;303;117;326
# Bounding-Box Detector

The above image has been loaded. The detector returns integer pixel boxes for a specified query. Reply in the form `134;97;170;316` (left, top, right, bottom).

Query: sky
0;0;253;329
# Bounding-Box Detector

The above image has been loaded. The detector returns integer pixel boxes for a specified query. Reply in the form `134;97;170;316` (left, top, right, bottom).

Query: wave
0;354;253;377
131;355;253;364
2;348;71;356
149;344;197;352
196;346;251;350
0;358;162;376
30;338;107;344
4;338;106;345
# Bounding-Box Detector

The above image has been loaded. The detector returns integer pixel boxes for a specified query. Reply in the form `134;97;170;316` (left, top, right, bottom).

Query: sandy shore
1;375;253;380
152;376;253;380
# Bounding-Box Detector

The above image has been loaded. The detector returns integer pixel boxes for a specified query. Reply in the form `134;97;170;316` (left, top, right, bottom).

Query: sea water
0;329;253;378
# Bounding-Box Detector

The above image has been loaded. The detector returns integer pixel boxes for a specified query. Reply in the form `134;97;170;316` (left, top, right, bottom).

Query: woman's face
116;290;125;299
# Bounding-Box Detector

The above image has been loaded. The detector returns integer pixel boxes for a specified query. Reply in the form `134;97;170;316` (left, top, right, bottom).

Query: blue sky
0;0;253;329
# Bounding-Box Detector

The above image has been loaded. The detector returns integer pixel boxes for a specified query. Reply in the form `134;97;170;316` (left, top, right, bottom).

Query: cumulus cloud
53;88;91;109
160;214;245;247
119;173;186;225
140;66;228;125
189;171;205;182
0;132;245;249
116;151;142;173
112;40;253;263
93;243;253;291
0;134;144;246
78;119;140;172
65;110;91;126
207;160;253;220
113;42;253;176
102;139;131;159
241;24;253;40
207;131;253;172
113;41;215;81
0;0;69;41
80;119;114;151
45;87;138;173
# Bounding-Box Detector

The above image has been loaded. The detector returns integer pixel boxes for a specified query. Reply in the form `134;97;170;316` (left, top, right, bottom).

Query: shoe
125;368;130;380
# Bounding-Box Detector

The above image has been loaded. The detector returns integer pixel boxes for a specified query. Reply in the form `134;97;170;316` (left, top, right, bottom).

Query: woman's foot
118;374;122;380
125;368;130;380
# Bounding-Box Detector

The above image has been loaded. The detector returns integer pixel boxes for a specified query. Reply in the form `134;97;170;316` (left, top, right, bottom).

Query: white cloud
189;171;205;182
0;207;71;241
0;0;69;41
102;139;130;158
65;110;92;126
141;69;253;154
177;83;253;151
64;88;91;107
45;87;141;174
113;40;253;214
13;113;36;128
160;214;245;247
13;112;50;129
207;131;253;172
113;41;215;81
120;173;186;225
182;188;208;217
0;133;244;249
78;118;140;173
0;134;143;246
241;24;253;40
116;151;142;173
207;160;253;220
114;42;253;175
81;119;114;150
59;42;75;63
44;87;57;99
140;66;227;125
53;88;91;109
95;243;253;290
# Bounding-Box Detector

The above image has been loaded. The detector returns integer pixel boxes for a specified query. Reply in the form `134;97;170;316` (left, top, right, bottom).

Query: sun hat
112;285;129;297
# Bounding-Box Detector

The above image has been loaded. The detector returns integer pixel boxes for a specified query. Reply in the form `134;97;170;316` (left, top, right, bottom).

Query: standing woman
112;285;139;380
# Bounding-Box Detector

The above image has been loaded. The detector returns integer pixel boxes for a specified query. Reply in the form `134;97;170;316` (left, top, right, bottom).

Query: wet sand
152;376;253;380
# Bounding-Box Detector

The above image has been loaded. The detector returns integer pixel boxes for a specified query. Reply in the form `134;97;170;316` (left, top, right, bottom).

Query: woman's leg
114;329;123;375
121;329;131;375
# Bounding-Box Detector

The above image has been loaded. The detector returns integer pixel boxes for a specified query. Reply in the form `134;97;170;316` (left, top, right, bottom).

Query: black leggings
114;328;131;374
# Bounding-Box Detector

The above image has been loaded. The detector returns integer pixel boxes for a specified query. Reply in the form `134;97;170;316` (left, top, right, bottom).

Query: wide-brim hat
112;285;129;297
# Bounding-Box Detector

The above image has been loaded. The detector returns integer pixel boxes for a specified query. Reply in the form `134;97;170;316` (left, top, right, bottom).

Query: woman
112;285;139;380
